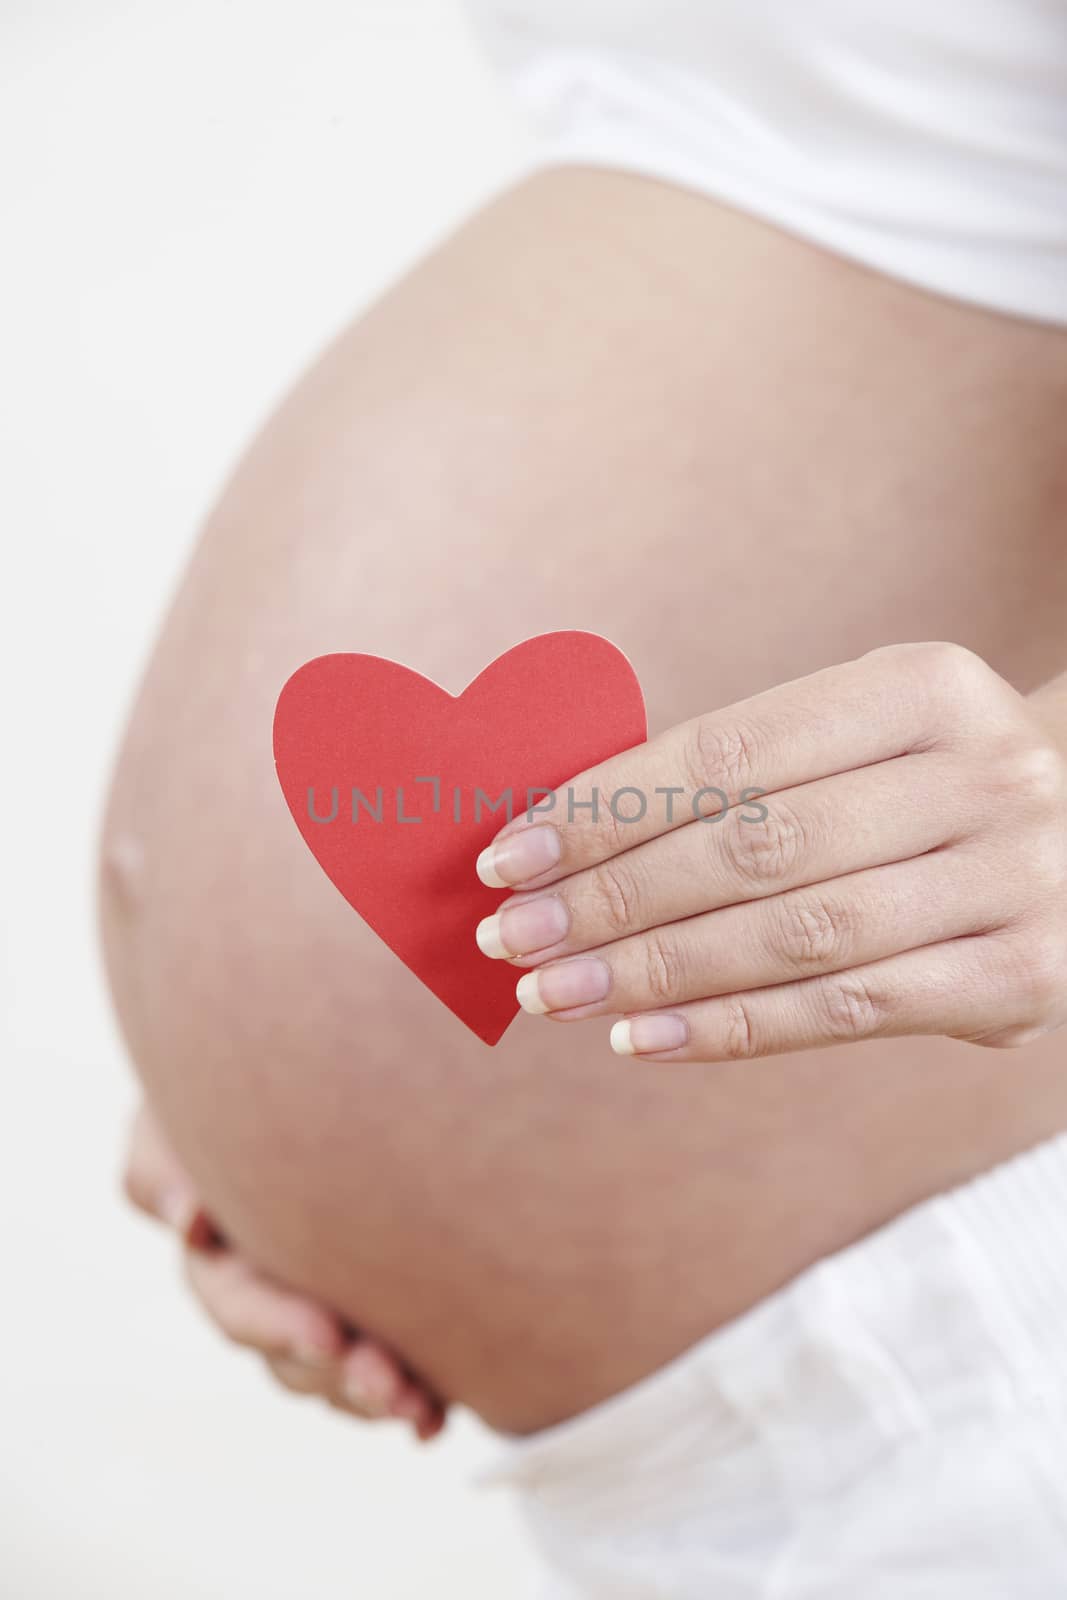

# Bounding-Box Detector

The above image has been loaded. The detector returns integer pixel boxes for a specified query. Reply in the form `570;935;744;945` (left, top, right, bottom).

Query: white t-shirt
465;0;1067;325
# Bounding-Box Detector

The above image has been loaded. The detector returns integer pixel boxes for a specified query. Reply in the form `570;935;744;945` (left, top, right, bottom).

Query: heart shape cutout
273;631;647;1044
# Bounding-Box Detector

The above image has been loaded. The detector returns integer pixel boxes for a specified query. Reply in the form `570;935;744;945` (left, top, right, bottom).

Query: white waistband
478;1131;1067;1523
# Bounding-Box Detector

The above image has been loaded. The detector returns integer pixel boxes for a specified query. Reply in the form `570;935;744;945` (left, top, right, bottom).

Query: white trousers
480;1134;1067;1597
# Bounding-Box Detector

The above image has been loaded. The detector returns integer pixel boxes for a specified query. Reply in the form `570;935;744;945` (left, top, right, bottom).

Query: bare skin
101;168;1067;1436
122;1104;446;1435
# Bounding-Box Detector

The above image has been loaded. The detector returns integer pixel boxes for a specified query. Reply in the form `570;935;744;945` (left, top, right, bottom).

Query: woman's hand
475;642;1067;1062
122;1103;445;1438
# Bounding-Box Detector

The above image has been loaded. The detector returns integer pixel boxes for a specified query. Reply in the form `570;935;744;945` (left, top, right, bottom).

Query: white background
0;3;540;1593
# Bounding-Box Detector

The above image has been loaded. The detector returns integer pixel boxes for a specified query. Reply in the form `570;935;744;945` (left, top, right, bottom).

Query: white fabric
479;1133;1067;1596
465;0;1067;325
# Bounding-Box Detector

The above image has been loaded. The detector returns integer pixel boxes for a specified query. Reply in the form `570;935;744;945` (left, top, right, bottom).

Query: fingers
266;1355;340;1397
509;842;1008;1019
478;751;977;966
476;642;1001;891
126;1111;447;1441
611;934;1018;1063
265;1345;446;1438
338;1344;446;1439
184;1249;347;1364
265;1354;443;1433
185;1250;447;1439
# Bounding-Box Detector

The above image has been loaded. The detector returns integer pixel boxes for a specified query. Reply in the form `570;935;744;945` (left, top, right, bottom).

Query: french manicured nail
610;1016;690;1056
476;825;561;887
476;896;570;958
516;958;611;1014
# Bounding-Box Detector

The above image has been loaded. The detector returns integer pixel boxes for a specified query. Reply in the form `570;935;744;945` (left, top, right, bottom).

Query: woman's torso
102;168;1067;1432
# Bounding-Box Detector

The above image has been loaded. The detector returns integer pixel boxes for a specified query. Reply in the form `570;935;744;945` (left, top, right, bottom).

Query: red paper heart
272;631;647;1044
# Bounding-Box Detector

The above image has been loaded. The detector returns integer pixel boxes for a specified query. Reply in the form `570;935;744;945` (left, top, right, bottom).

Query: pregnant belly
100;169;1067;1432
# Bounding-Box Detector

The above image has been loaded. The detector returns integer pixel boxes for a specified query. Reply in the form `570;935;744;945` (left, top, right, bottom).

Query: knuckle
584;858;644;941
1019;826;1067;900
817;972;886;1042
593;799;630;859
1038;833;1067;894
916;640;990;694
690;714;760;796
723;800;806;889
1020;936;1066;1019
642;930;687;1004
991;925;1066;1024
720;997;758;1060
862;642;999;747
975;1022;1055;1050
775;894;852;972
559;793;628;864
1002;739;1066;810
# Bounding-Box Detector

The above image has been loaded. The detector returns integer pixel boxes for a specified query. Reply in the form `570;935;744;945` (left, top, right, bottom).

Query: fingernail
476;826;561;888
342;1373;389;1416
610;1016;690;1056
516;958;611;1014
476;896;570;959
